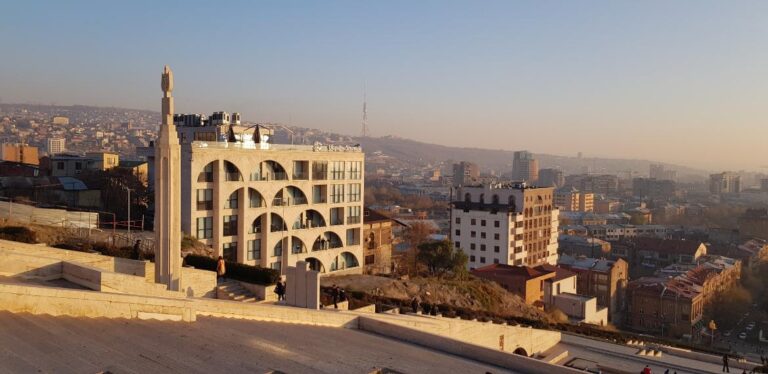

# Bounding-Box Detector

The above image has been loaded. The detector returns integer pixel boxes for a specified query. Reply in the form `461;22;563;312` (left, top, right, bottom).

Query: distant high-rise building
709;172;741;195
51;116;69;125
539;168;565;188
47;137;66;155
512;151;539;183
564;174;619;195
1;143;39;165
452;161;480;187
649;164;676;181
451;183;559;268
633;178;677;200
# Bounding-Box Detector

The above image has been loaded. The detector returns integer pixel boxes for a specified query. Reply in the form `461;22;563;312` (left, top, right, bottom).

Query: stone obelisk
154;65;182;291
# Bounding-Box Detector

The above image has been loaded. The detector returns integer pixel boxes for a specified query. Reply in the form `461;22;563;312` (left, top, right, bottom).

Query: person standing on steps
132;239;142;260
216;256;226;283
331;284;340;309
274;280;286;301
722;353;730;373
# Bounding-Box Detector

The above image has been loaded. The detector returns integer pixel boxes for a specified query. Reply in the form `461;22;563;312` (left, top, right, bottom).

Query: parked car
738;332;747;340
724;331;732;337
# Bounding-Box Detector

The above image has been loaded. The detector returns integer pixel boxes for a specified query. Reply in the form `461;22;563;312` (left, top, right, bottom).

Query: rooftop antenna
361;82;368;137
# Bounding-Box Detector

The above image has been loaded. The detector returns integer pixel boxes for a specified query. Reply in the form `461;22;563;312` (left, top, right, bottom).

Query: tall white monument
154;65;182;290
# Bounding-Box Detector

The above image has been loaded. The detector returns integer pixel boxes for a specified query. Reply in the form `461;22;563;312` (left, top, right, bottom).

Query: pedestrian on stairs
217;256;226;282
275;280;286;301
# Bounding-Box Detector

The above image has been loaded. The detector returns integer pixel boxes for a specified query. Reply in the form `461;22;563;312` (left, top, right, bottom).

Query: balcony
293;171;309;180
346;216;361;224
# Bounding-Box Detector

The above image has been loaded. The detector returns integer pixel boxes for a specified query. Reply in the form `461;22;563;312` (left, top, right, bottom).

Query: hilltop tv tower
361;84;369;137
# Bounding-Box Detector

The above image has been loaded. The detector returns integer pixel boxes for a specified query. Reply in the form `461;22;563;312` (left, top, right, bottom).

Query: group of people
410;297;440;316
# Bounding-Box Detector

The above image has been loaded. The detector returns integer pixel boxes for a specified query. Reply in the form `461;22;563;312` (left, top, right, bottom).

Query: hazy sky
1;1;767;171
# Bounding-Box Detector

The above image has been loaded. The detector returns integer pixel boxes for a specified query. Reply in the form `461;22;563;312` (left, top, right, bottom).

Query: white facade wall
452;184;558;268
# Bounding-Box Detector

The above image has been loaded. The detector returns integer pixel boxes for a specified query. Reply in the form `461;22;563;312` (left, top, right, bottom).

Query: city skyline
2;1;767;171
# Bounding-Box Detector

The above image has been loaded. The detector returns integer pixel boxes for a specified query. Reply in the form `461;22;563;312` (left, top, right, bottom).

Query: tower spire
154;65;181;291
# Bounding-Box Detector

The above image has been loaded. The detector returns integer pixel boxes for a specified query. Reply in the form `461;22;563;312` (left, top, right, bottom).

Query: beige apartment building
554;187;593;212
174;116;365;275
1;143;39;165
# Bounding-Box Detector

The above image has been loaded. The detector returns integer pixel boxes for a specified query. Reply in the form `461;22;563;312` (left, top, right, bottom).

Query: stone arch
292;209;326;229
492;194;500;204
513;347;528;356
250;213;266;233
197;161;215;182
254;160;288;181
479;193;485;204
248;188;265;208
464;193;471;202
330;251;359;271
289;236;307;254
305;257;326;273
223;160;243;181
225;189;240;209
276;185;307;206
270;213;287;232
312;231;343;251
273;240;284;256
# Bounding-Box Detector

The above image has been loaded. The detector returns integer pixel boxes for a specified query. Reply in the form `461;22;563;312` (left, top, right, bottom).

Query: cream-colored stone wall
358;316;579;373
0;283;196;322
180;267;217;298
62;262;183;299
181;143;365;276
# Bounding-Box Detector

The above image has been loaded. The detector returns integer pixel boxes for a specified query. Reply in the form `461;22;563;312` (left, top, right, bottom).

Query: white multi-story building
451;183;559;269
47;137;66;155
167;114;365;276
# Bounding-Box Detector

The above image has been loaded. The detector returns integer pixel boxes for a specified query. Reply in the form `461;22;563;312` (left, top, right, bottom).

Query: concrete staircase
216;281;257;303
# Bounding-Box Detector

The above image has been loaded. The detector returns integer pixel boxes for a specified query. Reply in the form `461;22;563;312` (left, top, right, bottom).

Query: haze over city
1;1;767;170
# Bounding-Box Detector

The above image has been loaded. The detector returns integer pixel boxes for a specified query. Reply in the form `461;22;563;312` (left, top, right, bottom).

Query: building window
494;221;500;228
348;183;361;202
274;241;283;257
226;191;238;209
455;229;460;236
57;161;64;170
247;239;261;260
364;255;375;265
494;246;500;253
455;241;460;248
293;161;309;180
494;233;500;240
331;184;345;203
223;215;238;236
471;231;476;238
481;220;486;227
470;255;476;262
196;189;213;210
455;217;461;224
347;228;361;245
222;242;237;262
480;244;486;251
493;258;499;264
196;217;213;239
347;161;362;180
330;161;345;180
470;243;476;250
312;161;328;180
471;218;476;226
249;189;264;208
270;262;281;272
480;257;486;264
199;162;214;182
347;206;361;224
330;207;344;225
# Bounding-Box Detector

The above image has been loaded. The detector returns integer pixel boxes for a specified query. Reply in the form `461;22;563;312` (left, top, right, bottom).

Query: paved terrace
0;312;512;374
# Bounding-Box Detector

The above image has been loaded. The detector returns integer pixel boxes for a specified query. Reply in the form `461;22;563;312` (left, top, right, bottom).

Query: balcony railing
293;171;309;180
346;216;361;224
196;201;213;210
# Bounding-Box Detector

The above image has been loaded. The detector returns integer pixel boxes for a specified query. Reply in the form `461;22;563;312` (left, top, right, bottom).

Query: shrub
0;226;36;243
184;254;279;285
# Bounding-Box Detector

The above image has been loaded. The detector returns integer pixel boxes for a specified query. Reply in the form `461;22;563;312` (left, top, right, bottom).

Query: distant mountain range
272;127;709;181
1;103;709;180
